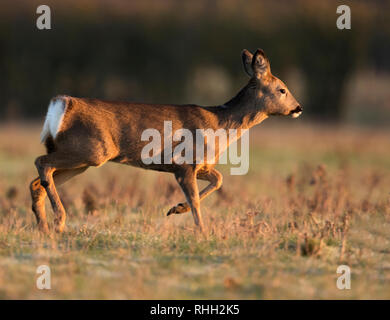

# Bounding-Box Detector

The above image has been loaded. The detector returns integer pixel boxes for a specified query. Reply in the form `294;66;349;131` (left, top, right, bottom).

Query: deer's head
241;48;302;118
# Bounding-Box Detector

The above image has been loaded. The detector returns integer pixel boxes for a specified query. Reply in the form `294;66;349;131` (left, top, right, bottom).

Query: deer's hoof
166;203;190;216
54;222;65;233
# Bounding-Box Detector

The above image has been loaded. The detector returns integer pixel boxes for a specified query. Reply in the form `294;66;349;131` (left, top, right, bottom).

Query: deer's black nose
289;105;303;115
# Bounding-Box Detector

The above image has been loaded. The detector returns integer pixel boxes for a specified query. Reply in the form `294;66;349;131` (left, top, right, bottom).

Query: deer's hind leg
30;177;49;234
167;168;223;216
34;153;91;233
30;167;88;233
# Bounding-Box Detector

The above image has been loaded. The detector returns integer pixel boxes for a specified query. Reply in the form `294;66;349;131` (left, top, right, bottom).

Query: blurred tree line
0;0;389;122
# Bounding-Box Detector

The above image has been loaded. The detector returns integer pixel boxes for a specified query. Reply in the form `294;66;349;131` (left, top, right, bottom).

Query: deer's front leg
166;202;191;215
167;168;223;216
174;168;205;233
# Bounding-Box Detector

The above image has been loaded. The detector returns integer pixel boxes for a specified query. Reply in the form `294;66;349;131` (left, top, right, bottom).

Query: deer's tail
40;96;69;154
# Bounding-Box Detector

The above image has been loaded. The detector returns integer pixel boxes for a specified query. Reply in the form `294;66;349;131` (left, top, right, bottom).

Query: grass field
0;119;389;299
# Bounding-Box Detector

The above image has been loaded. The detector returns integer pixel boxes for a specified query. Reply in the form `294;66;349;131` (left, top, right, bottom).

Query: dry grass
0;120;389;299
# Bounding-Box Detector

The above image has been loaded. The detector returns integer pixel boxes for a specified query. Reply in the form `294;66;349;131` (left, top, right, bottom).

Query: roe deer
30;49;302;234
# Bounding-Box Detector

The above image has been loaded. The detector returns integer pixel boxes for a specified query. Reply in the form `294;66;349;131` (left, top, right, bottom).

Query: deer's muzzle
289;105;303;118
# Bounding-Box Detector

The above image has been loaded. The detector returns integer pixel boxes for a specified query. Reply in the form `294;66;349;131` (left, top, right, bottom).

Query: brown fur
30;49;302;234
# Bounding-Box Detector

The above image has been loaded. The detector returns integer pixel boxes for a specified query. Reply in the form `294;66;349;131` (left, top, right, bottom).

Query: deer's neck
218;84;268;130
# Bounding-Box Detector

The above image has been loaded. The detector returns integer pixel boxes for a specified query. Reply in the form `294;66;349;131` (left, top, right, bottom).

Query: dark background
1;0;390;125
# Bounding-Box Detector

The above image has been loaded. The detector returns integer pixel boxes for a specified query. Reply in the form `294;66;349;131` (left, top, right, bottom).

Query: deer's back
53;96;221;171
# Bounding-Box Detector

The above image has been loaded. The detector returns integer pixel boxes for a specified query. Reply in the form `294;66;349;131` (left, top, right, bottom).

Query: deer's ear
241;49;254;77
252;48;270;77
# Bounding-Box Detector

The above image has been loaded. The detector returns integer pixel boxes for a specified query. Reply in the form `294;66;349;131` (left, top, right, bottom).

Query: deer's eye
280;89;286;94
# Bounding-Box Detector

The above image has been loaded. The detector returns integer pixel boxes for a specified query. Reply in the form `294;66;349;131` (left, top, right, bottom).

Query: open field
0;120;390;299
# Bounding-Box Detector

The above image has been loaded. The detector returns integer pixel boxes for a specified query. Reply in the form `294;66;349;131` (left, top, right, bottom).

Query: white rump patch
40;97;67;142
